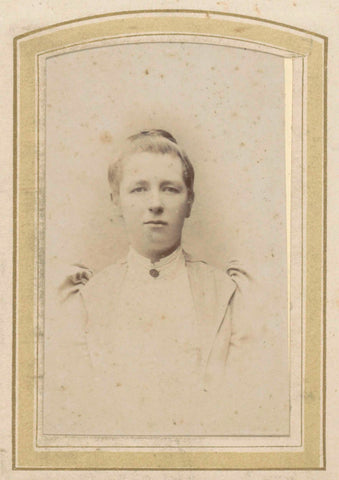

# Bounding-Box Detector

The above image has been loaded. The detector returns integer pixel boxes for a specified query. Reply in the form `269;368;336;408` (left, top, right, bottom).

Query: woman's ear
185;191;195;218
110;191;123;218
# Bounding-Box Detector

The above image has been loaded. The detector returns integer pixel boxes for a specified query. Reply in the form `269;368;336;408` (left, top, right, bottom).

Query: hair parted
108;129;195;199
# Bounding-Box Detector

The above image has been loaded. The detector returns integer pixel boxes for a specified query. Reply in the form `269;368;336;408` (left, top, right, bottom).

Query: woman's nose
148;190;164;214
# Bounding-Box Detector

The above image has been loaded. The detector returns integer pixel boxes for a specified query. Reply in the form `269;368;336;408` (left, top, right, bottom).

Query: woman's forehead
121;151;185;181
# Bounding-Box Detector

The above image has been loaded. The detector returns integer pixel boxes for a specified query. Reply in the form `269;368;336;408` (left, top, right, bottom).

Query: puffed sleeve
220;261;290;434
226;261;257;350
57;263;94;302
43;261;95;434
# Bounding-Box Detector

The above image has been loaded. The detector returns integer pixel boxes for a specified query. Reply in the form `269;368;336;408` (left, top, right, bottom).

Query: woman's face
116;151;193;261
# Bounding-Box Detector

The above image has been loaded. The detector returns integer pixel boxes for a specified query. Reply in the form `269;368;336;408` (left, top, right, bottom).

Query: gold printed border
13;10;327;470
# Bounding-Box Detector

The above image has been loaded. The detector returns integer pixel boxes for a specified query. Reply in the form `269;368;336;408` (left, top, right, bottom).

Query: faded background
1;0;338;479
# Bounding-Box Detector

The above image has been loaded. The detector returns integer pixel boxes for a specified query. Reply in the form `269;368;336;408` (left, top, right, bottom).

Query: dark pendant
149;268;160;278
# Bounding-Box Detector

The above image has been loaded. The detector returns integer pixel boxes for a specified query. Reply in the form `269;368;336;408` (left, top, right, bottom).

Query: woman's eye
131;186;146;193
163;186;179;193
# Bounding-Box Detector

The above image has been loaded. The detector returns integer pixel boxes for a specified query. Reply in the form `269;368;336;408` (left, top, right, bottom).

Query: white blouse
104;247;204;433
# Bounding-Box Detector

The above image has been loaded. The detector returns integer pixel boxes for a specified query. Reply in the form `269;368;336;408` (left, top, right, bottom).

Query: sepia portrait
42;42;289;437
13;10;326;470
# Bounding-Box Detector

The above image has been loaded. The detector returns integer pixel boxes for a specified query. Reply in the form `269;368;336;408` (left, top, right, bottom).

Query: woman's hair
108;129;195;199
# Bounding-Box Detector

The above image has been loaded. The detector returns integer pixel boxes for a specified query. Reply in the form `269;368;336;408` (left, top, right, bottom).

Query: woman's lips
144;221;168;225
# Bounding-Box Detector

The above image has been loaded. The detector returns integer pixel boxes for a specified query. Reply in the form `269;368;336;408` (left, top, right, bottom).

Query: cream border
13;10;326;470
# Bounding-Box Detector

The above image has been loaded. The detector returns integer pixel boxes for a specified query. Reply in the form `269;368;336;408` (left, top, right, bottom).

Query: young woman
44;130;263;436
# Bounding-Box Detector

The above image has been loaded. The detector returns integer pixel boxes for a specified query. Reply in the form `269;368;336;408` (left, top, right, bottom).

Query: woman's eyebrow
160;180;184;188
128;179;148;186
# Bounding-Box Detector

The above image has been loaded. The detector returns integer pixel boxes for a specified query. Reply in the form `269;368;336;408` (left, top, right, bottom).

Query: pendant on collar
149;268;160;278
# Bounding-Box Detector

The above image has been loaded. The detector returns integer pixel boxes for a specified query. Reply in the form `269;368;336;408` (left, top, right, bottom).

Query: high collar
126;246;185;280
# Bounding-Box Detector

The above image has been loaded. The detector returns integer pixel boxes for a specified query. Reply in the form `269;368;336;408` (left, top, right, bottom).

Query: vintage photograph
10;7;327;471
41;40;290;438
